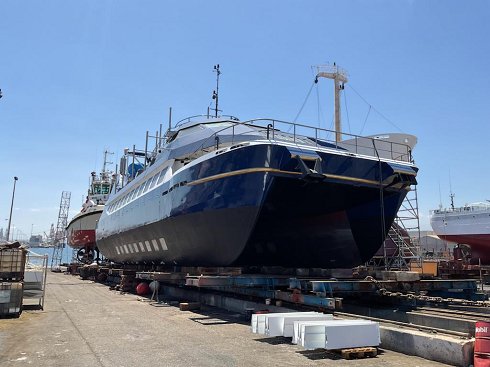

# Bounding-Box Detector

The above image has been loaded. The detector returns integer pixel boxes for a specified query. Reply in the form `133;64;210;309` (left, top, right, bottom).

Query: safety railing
194;118;413;163
431;205;490;215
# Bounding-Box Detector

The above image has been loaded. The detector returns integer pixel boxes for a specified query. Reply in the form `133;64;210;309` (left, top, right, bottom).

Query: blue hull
96;143;415;268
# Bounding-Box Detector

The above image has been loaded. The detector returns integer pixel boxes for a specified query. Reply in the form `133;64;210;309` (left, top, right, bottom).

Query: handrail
432;205;490;215
188;117;413;163
174;114;240;127
151;115;413;166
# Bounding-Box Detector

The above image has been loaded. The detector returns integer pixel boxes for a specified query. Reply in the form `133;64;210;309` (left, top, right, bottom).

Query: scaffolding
50;191;71;270
367;186;421;271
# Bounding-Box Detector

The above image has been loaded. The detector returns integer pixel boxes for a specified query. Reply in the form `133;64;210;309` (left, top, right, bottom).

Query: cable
293;80;316;123
343;88;351;134
316;81;321;127
360;105;371;135
347;84;404;133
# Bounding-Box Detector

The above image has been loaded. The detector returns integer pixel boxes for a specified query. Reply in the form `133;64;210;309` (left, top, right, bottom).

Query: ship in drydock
430;196;490;263
66;152;114;262
96;66;418;268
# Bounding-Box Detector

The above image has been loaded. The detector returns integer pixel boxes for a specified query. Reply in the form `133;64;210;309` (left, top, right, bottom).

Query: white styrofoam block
283;315;333;337
293;320;342;344
299;320;375;349
251;312;319;334
265;313;325;337
324;322;380;349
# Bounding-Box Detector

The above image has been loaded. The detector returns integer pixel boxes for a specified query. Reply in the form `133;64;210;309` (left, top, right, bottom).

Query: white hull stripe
151;239;159;251
115;237;170;258
159;237;168;250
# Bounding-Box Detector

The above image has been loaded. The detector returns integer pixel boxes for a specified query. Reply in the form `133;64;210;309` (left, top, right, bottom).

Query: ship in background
66;151;114;262
96;65;418;268
430;193;490;263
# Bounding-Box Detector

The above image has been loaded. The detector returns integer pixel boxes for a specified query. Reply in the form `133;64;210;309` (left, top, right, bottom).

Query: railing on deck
432;204;490;215
197;118;413;163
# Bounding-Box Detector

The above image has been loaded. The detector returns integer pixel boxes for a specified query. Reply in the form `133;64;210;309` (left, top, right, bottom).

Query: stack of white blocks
251;311;380;351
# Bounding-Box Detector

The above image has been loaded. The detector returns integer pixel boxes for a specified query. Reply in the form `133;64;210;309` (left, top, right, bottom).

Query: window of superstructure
157;168;167;185
93;184;102;194
149;174;158;190
142;179;151;193
135;187;140;197
101;184;110;195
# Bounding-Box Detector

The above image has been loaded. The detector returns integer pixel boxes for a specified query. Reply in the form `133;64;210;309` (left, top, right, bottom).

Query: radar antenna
314;63;348;143
212;64;221;118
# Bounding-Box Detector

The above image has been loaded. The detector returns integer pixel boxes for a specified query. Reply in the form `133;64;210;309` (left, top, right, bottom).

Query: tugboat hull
67;208;103;249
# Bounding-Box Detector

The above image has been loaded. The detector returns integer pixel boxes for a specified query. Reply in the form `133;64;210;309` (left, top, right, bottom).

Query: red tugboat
66;152;114;263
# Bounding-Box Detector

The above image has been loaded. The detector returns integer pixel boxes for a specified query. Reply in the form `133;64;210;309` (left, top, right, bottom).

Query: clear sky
1;0;489;239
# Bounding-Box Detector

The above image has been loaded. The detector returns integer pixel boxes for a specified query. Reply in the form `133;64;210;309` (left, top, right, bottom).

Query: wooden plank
338;347;377;359
179;302;201;311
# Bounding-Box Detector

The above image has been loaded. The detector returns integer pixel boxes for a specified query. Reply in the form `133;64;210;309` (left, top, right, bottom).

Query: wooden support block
179;302;201;311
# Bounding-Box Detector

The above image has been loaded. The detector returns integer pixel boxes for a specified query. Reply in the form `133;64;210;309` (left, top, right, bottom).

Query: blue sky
1;0;489;239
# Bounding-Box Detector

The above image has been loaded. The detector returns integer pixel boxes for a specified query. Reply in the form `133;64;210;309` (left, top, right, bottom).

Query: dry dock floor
0;272;450;367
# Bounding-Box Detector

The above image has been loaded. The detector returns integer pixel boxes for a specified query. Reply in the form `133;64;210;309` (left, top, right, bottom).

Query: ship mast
102;150;113;174
212;64;221;118
450;192;455;211
315;63;348;143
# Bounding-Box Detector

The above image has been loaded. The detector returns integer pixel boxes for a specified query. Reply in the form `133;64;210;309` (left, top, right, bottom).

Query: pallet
336;347;378;359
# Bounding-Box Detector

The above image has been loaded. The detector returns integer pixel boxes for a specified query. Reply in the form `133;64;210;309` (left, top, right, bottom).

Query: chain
364;276;489;307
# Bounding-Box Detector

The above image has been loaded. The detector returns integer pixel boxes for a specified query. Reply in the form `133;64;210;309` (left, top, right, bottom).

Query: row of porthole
114;237;168;256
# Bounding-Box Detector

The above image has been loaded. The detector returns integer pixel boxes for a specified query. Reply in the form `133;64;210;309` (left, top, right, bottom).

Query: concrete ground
0;272;451;367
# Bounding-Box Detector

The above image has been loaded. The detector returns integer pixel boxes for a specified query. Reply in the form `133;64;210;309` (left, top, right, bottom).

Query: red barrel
475;321;490;367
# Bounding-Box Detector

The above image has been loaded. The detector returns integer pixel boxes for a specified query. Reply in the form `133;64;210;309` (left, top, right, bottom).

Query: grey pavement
0;272;450;366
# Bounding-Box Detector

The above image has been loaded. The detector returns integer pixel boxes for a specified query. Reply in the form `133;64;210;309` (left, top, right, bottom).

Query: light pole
6;176;18;242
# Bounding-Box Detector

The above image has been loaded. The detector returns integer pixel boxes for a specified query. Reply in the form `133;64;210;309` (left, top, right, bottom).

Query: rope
360;105;371;135
343;88;351;134
316;81;321;127
348;84;404;133
293;80;316;123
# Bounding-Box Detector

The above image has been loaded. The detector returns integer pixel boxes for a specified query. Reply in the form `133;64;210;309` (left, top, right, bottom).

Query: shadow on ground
297;348;384;361
254;336;292;345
